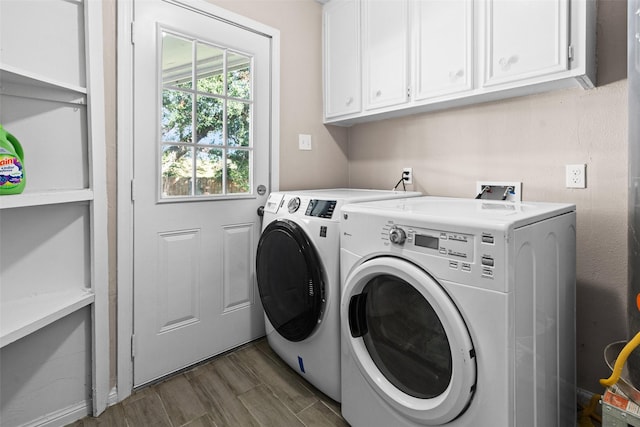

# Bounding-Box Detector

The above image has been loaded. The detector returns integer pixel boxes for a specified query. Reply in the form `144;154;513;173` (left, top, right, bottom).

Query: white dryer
255;189;420;402
340;197;576;426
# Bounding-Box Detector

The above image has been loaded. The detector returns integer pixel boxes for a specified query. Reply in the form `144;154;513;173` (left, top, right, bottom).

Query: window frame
157;26;256;203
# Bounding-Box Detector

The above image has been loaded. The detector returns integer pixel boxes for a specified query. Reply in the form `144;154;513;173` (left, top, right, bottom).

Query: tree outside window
160;32;252;198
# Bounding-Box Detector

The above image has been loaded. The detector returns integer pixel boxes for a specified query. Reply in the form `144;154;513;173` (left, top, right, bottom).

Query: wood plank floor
68;338;349;427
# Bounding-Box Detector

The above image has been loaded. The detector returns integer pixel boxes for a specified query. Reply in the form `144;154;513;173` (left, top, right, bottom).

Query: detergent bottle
0;124;26;195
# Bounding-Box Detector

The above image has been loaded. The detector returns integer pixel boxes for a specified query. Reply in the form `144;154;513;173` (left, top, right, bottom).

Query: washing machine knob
389;226;406;245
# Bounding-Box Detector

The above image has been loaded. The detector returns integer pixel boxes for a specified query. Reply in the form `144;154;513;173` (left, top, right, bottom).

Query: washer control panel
384;224;474;262
305;199;337;219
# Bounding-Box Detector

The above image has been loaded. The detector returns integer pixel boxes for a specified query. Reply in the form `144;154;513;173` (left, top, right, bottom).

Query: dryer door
343;257;476;425
256;219;324;342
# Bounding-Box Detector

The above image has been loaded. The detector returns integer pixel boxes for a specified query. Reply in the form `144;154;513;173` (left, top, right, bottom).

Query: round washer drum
256;219;325;342
343;257;476;425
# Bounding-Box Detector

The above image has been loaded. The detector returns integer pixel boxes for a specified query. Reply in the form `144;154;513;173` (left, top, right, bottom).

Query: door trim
116;0;280;402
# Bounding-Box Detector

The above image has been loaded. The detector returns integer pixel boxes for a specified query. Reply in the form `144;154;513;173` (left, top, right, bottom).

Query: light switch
298;134;312;151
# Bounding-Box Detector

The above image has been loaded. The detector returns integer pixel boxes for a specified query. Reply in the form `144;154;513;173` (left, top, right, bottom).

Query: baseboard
107;387;119;406
18;401;89;427
15;387;118;427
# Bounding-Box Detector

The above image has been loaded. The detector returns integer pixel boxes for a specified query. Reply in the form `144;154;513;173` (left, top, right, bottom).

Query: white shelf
0;189;93;209
0;63;87;95
0;288;95;348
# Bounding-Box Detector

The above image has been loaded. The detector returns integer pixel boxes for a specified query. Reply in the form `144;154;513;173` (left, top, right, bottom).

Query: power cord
392;170;410;191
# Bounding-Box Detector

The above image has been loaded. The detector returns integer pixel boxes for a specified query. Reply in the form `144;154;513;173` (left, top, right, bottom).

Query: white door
133;0;270;386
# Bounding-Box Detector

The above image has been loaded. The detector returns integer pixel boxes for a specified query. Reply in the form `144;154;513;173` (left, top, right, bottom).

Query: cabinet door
413;0;473;101
362;0;409;110
324;0;361;119
482;0;569;88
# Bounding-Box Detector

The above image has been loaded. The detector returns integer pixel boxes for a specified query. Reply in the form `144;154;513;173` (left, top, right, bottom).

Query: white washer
340;197;576;426
256;189;420;402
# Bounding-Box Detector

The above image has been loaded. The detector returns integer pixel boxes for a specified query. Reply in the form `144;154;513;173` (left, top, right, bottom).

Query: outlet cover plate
402;167;413;184
565;164;586;188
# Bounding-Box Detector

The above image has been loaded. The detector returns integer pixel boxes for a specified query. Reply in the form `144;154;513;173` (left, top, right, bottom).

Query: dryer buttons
481;233;495;244
481;256;495;267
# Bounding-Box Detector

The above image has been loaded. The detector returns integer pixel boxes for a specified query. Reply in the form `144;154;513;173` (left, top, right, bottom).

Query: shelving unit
0;0;109;425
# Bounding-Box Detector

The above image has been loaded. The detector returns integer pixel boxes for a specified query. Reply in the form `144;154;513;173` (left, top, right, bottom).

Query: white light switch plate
298;134;312;150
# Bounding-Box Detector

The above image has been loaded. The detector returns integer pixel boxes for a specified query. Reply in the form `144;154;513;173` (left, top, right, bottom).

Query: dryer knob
389;226;406;245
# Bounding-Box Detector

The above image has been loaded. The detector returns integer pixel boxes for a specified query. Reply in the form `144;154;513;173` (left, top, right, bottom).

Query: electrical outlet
565;164;586;188
402;167;413;184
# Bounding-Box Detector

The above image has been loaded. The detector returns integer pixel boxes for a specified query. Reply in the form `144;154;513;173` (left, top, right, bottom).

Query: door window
161;30;253;199
358;275;452;398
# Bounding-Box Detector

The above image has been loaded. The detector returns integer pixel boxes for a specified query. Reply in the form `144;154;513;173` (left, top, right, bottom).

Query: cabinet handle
345;97;353;106
498;55;519;71
449;69;464;81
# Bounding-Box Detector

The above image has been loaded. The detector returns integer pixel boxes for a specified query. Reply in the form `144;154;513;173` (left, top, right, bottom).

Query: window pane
226;149;250;193
227;100;250;147
195;147;223;195
158;30;255;200
227;52;251;99
162;90;193;143
162;33;193;89
196;95;224;145
162;145;193;197
197;42;224;95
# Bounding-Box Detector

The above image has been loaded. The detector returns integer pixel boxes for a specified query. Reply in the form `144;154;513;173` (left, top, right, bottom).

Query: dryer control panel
385;224;475;262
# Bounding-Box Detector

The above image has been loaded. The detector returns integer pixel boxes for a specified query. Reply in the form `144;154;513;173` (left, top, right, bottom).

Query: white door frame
116;0;280;401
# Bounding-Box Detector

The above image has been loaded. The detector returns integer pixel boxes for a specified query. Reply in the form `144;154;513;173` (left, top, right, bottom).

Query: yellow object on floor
578;393;602;427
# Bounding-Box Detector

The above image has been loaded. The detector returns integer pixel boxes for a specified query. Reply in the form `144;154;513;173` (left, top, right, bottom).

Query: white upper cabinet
481;0;569;88
323;0;361;118
362;0;409;110
413;0;474;101
322;0;595;126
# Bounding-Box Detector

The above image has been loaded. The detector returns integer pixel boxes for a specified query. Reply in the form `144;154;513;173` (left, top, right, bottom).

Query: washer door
256;219;324;342
343;257;476;425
